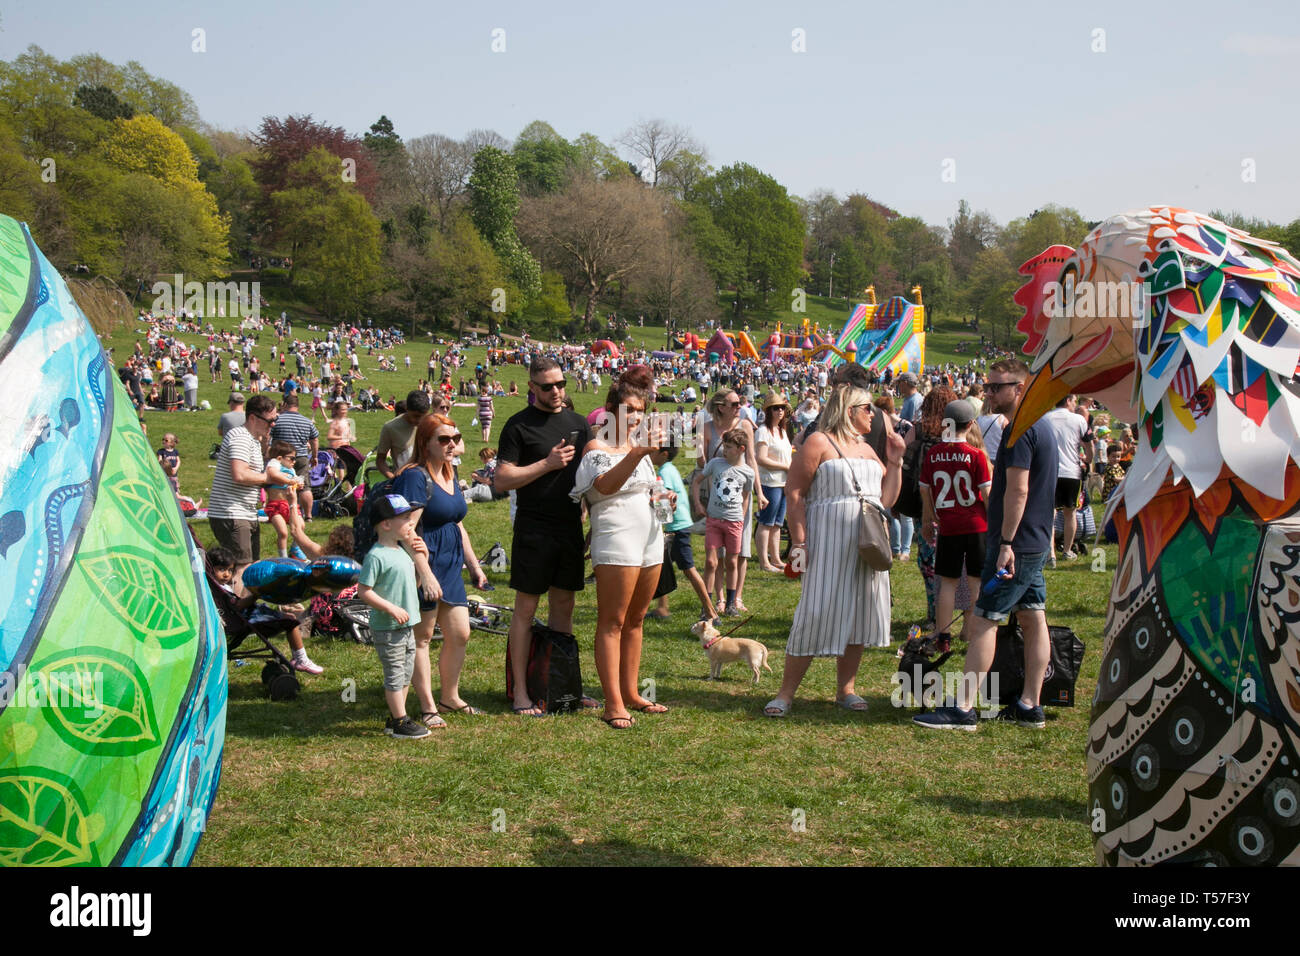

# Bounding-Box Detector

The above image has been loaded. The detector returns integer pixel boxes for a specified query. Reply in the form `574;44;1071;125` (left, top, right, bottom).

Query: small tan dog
692;620;771;684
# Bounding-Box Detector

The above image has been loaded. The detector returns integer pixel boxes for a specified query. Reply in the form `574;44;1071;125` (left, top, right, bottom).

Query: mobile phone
566;429;581;446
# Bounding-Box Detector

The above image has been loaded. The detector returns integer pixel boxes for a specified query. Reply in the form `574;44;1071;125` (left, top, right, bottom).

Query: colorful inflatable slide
817;289;925;376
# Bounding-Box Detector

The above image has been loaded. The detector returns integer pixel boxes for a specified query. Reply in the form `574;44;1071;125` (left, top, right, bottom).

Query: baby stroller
309;449;353;518
309;584;372;644
201;547;303;701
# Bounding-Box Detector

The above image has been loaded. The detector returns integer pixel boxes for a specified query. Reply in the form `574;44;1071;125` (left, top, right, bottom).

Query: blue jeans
889;511;914;555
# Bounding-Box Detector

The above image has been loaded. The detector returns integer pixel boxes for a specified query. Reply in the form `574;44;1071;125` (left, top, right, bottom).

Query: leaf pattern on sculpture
102;472;181;553
0;769;100;866
33;648;160;756
77;547;195;648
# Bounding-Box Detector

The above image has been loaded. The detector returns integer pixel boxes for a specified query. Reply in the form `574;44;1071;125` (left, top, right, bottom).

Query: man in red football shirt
919;400;993;645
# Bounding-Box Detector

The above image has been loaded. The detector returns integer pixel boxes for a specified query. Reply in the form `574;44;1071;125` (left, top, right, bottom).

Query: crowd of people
185;318;1130;738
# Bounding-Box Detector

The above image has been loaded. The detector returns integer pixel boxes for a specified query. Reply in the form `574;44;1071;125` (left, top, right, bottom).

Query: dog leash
722;614;753;637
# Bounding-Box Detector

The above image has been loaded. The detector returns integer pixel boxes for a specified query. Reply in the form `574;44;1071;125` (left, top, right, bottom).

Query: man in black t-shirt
915;358;1055;732
495;357;594;716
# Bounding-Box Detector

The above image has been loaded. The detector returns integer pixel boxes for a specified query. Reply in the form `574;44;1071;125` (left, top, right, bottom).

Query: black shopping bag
652;537;677;599
983;622;1085;707
504;623;585;714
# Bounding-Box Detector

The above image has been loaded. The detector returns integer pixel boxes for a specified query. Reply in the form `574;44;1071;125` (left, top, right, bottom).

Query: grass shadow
921;793;1084;821
528;824;708;867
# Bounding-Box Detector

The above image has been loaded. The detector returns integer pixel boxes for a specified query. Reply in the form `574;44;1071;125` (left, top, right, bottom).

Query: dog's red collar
703;634;723;649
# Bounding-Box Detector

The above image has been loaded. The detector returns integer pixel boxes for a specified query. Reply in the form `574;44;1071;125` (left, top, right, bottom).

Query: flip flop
419;711;448;729
764;698;790;718
631;701;669;714
580;695;600;709
601;714;635;729
511;704;545;717
837;694;870;712
439;701;484;716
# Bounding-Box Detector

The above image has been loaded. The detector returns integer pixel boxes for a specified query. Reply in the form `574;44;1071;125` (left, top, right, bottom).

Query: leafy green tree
73;84;134;121
0;45;105;156
689;163;803;316
363;115;402;159
964;247;1021;345
573;133;629;180
88;114;229;283
656;149;711;199
681;201;739;288
468;146;540;300
271;147;381;316
1003;204;1090;269
513;121;579;195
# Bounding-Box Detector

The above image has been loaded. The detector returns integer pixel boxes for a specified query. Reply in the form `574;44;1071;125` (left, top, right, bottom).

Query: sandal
764;698;790;718
601;714;635;729
420;711;448;729
511;703;545;717
631;701;669;714
837;693;870;712
439;701;484;716
580;695;600;709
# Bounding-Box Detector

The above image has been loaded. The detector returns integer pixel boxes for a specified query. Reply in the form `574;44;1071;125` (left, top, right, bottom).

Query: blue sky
4;0;1299;228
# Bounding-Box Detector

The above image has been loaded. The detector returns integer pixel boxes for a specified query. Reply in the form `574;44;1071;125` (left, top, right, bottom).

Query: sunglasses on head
436;433;463;445
533;379;566;392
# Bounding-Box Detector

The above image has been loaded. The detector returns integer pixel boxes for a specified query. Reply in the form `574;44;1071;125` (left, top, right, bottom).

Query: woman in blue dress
393;414;488;728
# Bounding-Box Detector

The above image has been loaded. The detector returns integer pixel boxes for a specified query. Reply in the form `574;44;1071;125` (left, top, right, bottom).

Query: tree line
5;44;1300;343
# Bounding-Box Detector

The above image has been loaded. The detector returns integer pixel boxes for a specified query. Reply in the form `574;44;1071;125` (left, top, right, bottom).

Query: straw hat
763;391;790;410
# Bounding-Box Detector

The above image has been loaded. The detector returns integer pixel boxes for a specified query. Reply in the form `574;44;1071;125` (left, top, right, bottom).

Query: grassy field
105;315;1104;866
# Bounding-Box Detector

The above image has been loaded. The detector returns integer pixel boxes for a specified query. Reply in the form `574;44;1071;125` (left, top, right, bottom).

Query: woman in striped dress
477;390;494;442
764;385;905;717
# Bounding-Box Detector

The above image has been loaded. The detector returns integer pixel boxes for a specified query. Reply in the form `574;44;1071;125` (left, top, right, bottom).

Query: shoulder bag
822;436;893;572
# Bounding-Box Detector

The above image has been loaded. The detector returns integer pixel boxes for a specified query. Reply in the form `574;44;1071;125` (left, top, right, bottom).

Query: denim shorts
371;627;416;691
757;485;787;526
974;545;1047;624
668;529;696;571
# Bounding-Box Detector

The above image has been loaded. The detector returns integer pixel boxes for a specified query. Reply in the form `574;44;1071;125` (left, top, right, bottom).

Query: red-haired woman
392;414;489;728
571;366;672;729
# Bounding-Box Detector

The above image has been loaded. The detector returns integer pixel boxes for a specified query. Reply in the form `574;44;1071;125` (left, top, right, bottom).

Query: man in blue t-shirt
915;358;1055;731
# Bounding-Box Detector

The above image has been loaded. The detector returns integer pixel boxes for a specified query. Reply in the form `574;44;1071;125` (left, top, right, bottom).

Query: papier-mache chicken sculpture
1006;206;1300;866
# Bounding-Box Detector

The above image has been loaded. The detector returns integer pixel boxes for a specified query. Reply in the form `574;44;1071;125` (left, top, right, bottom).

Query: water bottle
652;477;674;523
983;567;1013;594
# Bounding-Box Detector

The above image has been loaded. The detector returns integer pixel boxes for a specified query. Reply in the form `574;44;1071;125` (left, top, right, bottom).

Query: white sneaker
292;656;324;675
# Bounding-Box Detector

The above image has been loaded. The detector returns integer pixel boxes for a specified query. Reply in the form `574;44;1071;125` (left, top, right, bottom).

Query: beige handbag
824;436;894;572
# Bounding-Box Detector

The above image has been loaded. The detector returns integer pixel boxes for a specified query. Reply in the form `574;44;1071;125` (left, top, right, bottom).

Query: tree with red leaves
250;114;378;205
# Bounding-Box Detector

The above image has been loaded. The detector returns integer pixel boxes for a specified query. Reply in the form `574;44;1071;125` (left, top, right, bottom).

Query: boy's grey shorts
371;627;416;691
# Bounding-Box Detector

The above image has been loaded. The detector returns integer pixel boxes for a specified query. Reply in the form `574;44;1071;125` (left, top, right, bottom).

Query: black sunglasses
984;381;1020;392
436;433;463;445
256;414;278;424
533;379;566;392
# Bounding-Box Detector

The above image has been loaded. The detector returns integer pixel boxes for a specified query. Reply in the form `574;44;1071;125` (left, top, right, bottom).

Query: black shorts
668;529;696;571
509;520;586;595
1055;477;1082;509
934;531;986;580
